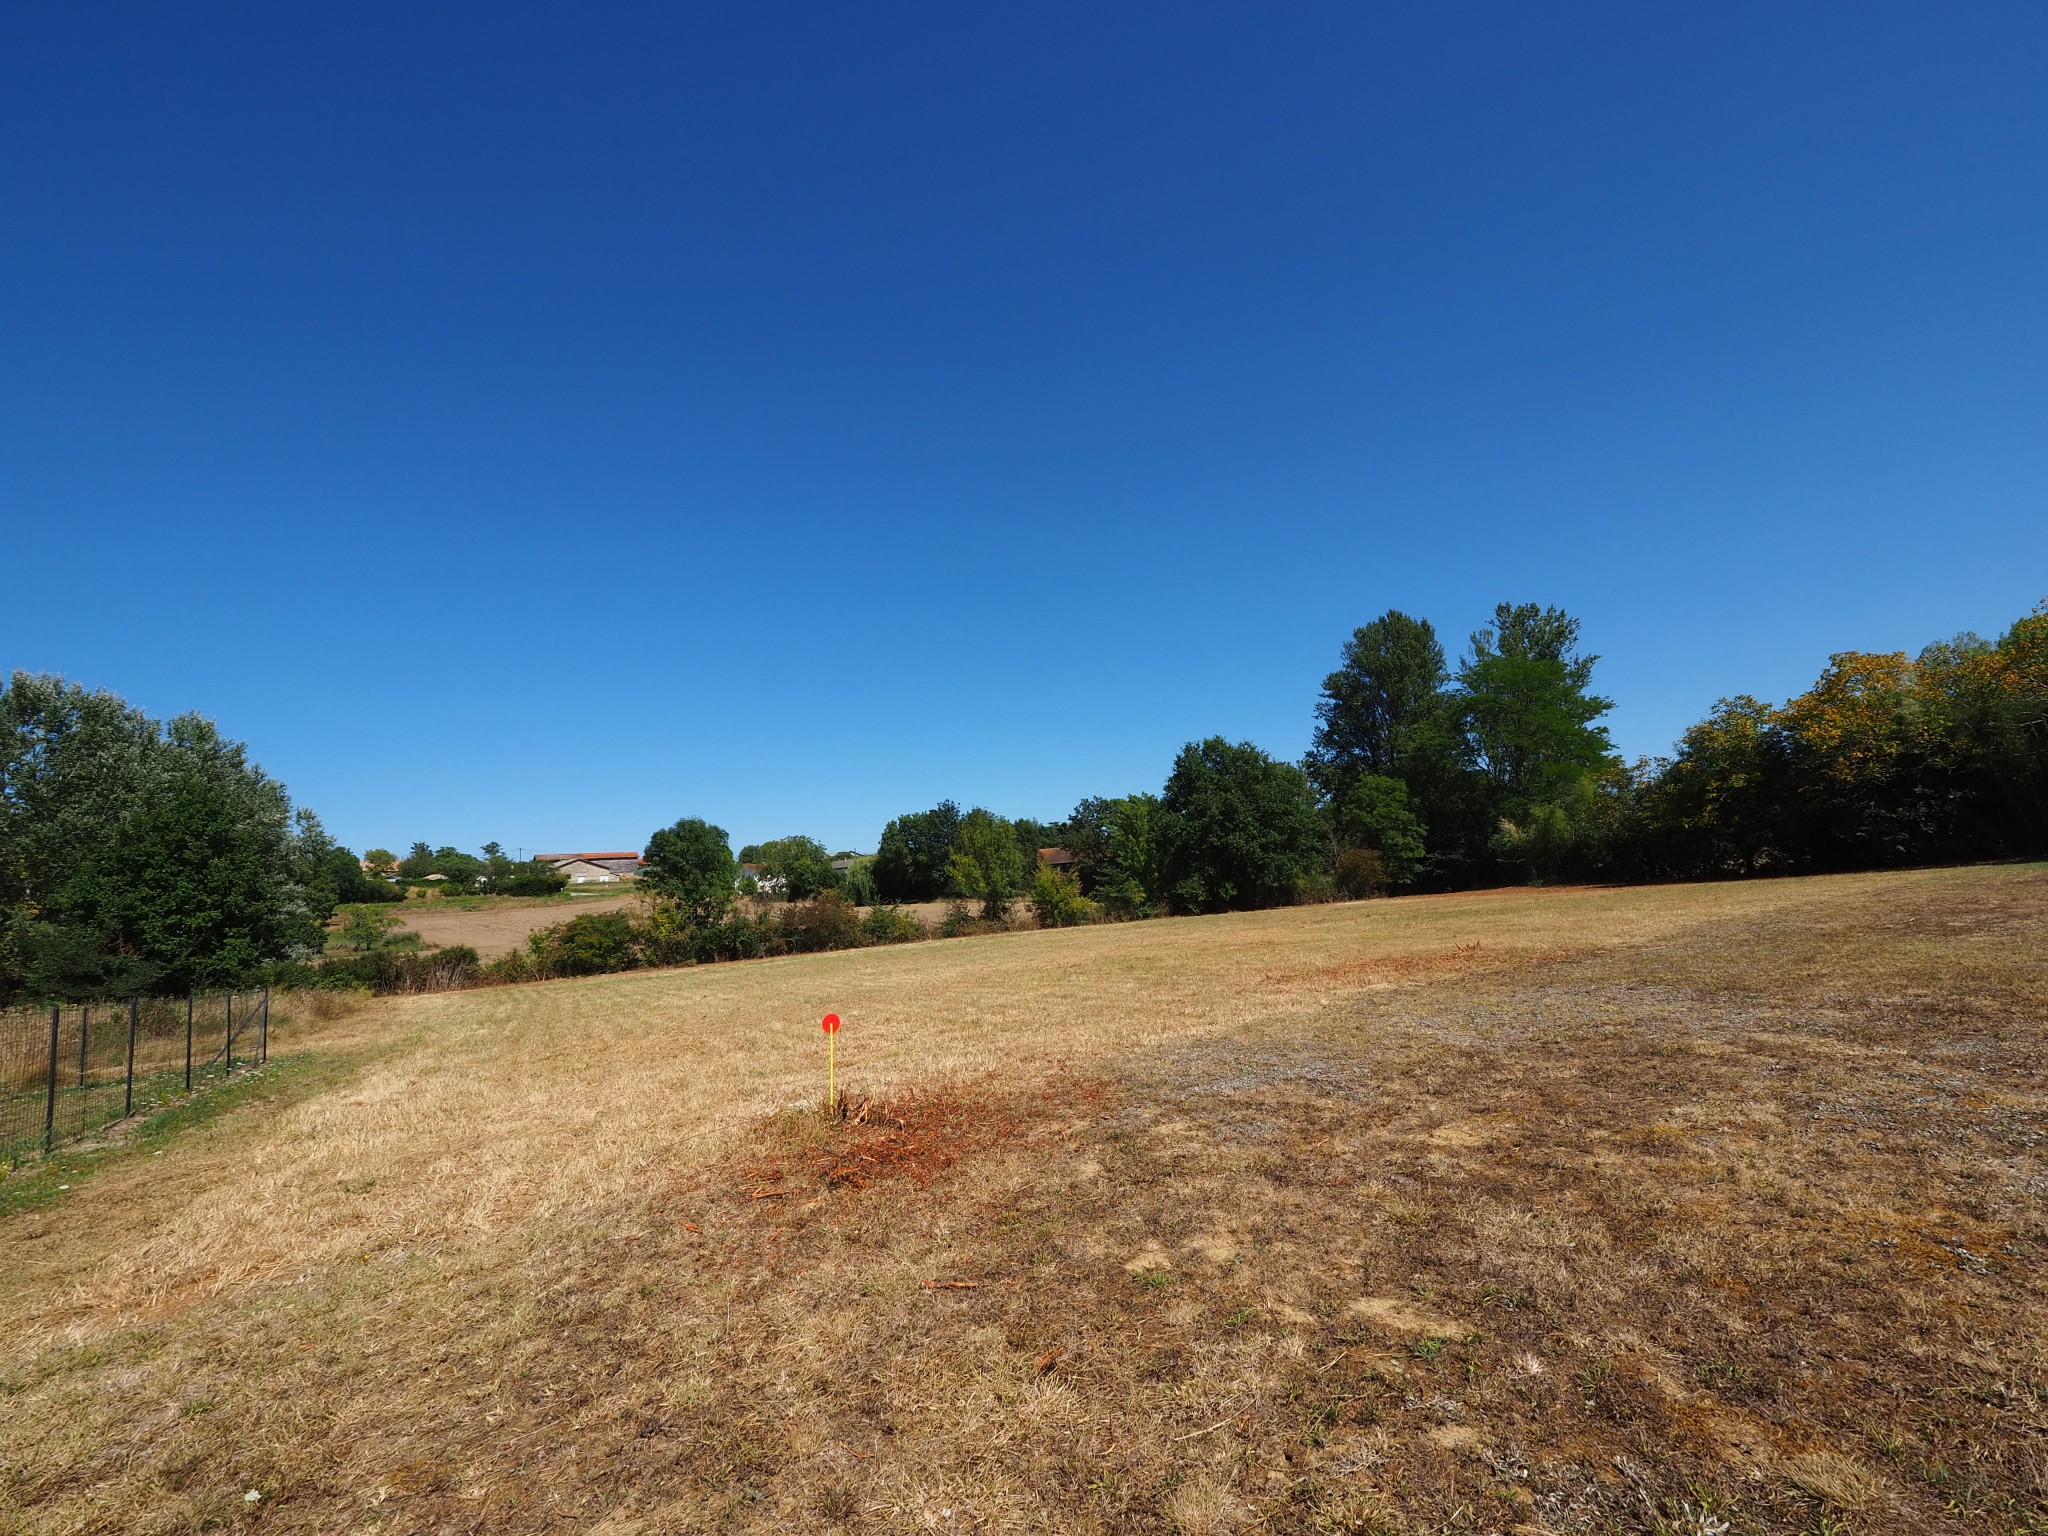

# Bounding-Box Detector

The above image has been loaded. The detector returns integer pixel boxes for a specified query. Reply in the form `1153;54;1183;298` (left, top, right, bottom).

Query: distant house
737;862;785;895
535;851;643;885
1037;847;1078;871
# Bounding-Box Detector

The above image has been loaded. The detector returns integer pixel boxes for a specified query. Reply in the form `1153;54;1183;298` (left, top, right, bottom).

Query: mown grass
1;865;2043;1535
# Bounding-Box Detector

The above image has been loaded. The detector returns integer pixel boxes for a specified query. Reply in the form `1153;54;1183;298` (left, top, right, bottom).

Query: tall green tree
1456;603;1615;806
1308;610;1450;795
639;818;738;927
872;801;963;901
1157;738;1325;913
947;808;1026;920
0;673;326;1000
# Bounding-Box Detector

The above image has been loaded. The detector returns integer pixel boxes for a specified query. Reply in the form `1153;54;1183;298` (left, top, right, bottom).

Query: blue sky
4;3;2044;857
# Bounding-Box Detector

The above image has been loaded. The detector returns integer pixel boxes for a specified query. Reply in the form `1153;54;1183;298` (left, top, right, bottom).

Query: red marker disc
821;1012;841;1034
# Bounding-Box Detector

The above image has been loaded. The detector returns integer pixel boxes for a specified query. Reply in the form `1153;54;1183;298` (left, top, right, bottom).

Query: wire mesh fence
0;989;268;1169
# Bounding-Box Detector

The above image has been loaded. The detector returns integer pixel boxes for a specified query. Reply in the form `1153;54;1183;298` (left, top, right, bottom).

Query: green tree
1457;603;1615;806
750;835;838;900
398;842;435;878
1308;610;1450;795
1329;774;1427;887
0;675;327;1000
640;818;738;927
1087;793;1166;917
947;808;1027;921
872;801;964;901
1157;739;1325;913
362;848;397;875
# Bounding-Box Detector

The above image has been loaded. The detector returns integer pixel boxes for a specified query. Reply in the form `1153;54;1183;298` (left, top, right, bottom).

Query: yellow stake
822;1012;841;1116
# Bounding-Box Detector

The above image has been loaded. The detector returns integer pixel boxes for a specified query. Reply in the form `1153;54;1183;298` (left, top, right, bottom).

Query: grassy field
380;890;637;958
2;866;2044;1535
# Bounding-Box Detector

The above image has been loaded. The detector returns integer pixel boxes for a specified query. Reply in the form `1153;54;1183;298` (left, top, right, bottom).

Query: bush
1029;864;1097;927
500;861;569;896
1333;847;1390;898
938;901;1009;938
301;944;480;994
538;912;640;977
773;892;864;953
690;912;776;963
860;904;926;945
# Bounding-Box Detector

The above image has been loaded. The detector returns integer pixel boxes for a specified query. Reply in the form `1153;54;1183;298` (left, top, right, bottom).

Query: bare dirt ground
2;865;2043;1535
390;893;636;958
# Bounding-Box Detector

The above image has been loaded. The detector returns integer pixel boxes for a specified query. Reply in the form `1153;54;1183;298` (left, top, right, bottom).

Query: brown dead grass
387;893;637;958
1;864;2045;1534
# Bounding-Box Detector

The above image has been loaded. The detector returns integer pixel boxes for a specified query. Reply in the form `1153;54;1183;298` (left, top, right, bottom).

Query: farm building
535;851;643;884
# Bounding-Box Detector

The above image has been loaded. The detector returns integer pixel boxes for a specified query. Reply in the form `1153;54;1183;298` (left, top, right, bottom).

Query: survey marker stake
821;1012;842;1116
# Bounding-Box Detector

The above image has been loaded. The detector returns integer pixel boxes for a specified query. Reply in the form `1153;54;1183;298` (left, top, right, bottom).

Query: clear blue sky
4;4;2043;857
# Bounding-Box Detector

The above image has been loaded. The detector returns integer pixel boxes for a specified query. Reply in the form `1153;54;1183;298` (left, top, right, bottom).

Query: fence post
78;1002;90;1088
43;1006;60;1154
225;991;233;1072
125;998;138;1117
185;995;194;1092
260;986;269;1063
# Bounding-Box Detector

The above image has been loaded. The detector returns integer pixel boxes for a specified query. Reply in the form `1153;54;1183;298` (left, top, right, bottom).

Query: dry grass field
2;865;2044;1535
386;894;638;959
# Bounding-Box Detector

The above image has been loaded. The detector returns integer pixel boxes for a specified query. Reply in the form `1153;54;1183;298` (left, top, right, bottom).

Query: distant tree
872;800;964;902
362;848;397;875
1636;696;1786;876
1456;603;1615;806
640;818;738;927
1157;738;1325;913
948;809;1027;921
1308;611;1450;796
1329;775;1427;888
398;842;435;878
837;857;878;907
751;835;838;900
1087;793;1166;917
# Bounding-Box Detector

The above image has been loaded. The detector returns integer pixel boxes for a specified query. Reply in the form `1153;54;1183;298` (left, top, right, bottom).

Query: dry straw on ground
2;865;2044;1534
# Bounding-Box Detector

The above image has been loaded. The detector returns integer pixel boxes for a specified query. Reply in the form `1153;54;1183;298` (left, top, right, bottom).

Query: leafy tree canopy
640;818;738;927
947;808;1027;920
750;835;838;900
1308;610;1449;795
872;800;963;902
0;672;328;1001
1456;603;1615;805
1157;738;1325;913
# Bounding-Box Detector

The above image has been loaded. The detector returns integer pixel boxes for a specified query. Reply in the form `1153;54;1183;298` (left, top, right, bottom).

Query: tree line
3;597;2040;1000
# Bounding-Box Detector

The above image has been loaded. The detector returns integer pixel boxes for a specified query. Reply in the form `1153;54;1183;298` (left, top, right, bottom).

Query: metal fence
0;989;268;1169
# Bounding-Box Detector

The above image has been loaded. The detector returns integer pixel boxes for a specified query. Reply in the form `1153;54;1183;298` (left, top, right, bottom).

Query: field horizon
4;865;2045;1534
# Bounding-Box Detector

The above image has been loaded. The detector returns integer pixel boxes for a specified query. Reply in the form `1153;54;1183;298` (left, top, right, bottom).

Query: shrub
500;861;569;896
690;912;775;963
1028;864;1097;927
860;904;926;945
773;892;863;953
539;912;640;976
1333;847;1390;899
938;901;1009;938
